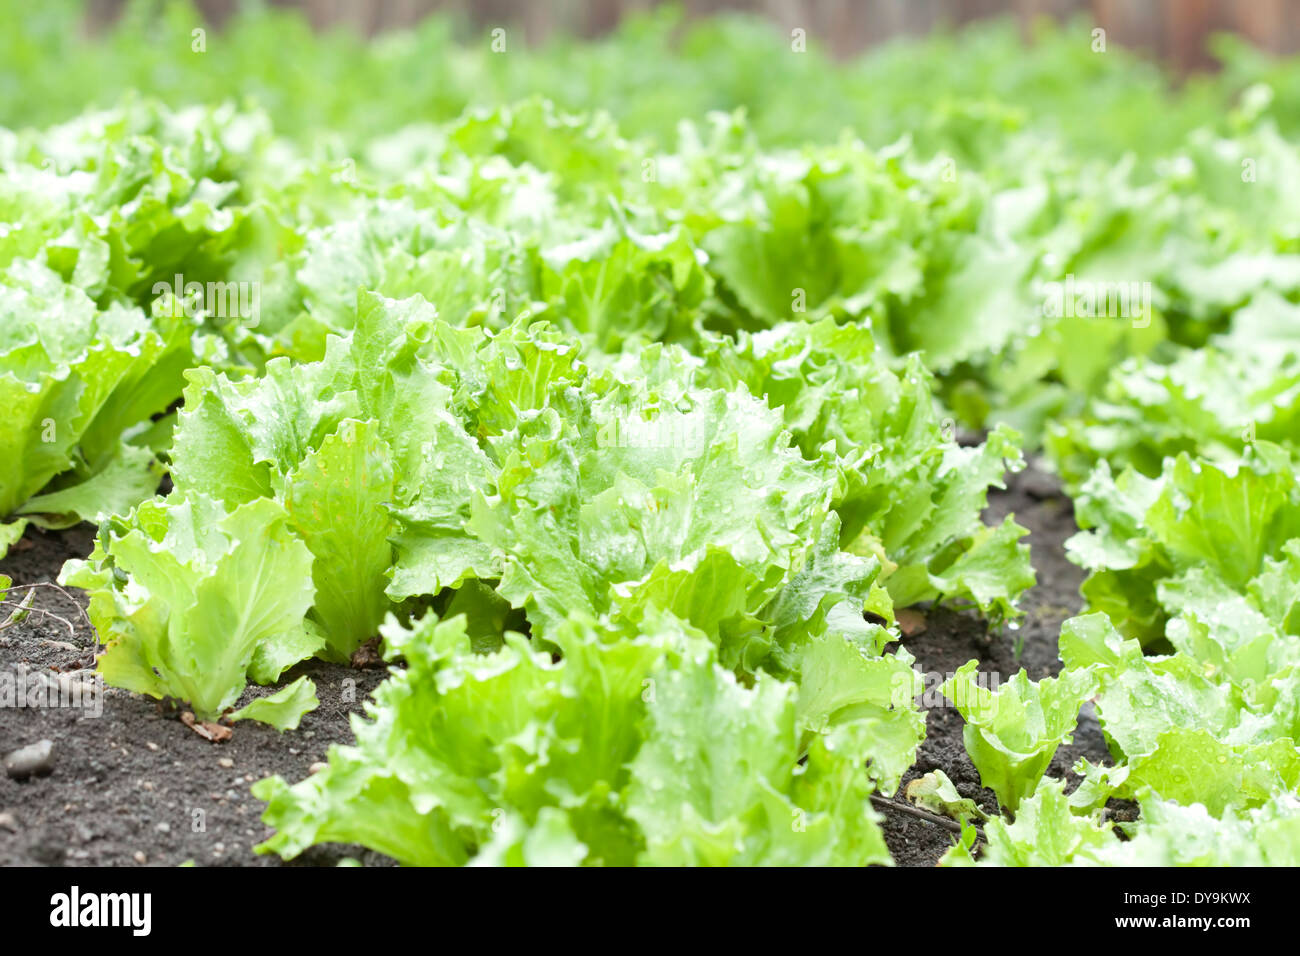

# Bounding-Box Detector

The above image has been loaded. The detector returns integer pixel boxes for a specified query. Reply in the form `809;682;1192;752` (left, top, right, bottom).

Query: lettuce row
950;447;1300;863
67;293;1023;760
254;610;908;866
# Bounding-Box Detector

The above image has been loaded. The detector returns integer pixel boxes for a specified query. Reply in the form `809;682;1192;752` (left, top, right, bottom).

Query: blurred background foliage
80;0;1300;66
4;0;1297;161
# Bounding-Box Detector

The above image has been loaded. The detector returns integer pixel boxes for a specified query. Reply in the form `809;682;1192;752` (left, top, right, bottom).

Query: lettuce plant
19;0;1300;866
62;493;320;726
1067;442;1300;643
941;661;1097;813
254;610;910;866
67;290;1023;742
0;262;192;554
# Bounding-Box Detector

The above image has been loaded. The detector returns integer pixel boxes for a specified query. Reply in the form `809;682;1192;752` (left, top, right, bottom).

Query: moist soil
883;459;1112;866
0;527;392;867
0;461;1108;867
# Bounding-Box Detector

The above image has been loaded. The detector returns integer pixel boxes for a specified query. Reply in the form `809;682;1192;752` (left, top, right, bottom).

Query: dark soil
0;461;1107;867
0;527;391;867
880;460;1111;866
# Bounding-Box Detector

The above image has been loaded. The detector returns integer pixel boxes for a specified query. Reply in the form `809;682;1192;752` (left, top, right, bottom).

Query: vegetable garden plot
2;0;1300;866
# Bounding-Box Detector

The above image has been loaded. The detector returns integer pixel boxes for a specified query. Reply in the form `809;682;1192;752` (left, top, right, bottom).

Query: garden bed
0;462;1094;867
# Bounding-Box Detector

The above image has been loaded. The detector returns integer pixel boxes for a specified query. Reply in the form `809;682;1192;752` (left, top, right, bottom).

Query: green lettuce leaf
229;675;319;731
255;608;901;866
942;660;1097;812
60;492;320;721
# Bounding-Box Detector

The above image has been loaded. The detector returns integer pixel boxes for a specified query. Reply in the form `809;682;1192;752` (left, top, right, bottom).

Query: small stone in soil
0;812;17;832
897;608;928;637
133;850;146;864
4;739;54;780
218;757;233;769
